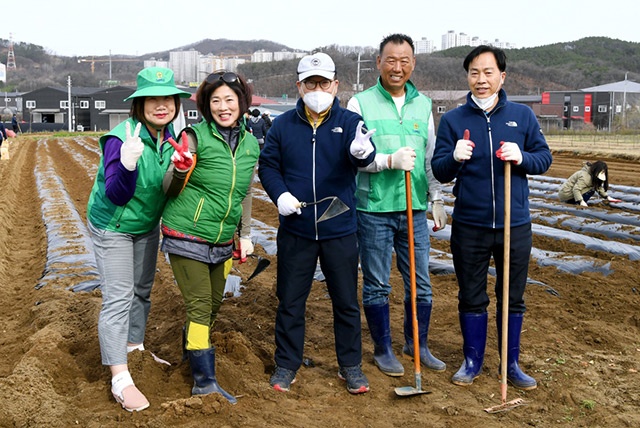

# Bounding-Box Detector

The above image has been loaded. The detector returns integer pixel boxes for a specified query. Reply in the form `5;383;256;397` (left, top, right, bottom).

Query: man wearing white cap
259;52;376;395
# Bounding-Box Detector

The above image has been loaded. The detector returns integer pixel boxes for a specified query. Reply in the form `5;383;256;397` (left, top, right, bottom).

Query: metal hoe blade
317;197;349;223
394;382;432;397
300;196;350;223
247;257;271;281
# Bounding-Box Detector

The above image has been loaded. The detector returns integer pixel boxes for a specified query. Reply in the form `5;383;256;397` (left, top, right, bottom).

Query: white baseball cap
297;53;336;81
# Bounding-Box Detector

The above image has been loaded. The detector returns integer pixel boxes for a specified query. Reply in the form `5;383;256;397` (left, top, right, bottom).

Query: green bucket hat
124;67;191;101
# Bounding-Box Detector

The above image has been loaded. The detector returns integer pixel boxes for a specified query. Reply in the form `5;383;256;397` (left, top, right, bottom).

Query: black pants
274;228;362;370
450;220;532;313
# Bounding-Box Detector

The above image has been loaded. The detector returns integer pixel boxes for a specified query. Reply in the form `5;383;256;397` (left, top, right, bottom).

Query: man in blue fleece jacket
431;45;552;391
259;52;376;395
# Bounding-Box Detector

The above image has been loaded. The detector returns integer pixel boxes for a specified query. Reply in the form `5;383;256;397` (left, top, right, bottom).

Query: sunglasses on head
205;72;239;84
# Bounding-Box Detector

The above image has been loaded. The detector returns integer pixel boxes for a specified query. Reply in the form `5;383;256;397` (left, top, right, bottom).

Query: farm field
0;135;638;428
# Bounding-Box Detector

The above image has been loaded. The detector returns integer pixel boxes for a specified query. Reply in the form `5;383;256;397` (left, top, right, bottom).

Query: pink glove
495;141;523;165
168;131;194;172
453;129;474;162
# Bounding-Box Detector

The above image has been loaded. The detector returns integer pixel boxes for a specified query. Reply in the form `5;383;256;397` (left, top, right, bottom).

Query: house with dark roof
539;79;640;130
22;86;101;132
21;84;195;132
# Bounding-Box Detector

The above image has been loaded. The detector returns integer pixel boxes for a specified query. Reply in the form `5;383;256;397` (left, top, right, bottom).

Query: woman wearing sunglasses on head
160;71;260;404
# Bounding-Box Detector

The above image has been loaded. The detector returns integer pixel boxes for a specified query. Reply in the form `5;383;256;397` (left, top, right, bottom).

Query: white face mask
471;92;499;111
597;171;606;181
303;91;334;113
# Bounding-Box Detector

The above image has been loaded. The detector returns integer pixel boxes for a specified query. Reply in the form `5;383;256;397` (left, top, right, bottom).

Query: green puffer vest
87;118;174;234
161;120;260;243
355;80;432;212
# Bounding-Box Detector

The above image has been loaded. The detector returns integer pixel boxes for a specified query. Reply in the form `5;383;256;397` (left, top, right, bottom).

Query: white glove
496;141;523;165
120;121;144;171
239;237;254;258
349;120;376;159
580;200;588;207
277;192;302;216
389;147;416;171
431;200;447;231
453;131;475;162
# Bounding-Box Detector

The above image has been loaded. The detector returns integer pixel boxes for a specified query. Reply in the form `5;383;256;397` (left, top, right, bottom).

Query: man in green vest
347;33;447;377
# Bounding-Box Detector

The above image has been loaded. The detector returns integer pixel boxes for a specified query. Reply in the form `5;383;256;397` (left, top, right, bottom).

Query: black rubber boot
188;347;237;404
451;312;488;386
402;301;446;371
497;312;537;390
363;303;405;376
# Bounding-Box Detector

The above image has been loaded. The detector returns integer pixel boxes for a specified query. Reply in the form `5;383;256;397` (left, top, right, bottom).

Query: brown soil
0;136;638;428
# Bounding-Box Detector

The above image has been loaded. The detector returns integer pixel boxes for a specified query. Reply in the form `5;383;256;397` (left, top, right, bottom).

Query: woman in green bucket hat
86;67;190;412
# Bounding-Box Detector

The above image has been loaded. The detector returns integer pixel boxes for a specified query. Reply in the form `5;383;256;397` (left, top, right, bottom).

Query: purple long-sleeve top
103;136;138;206
102;126;173;206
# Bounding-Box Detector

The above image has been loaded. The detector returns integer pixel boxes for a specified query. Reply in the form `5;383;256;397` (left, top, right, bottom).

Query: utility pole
622;72;628;128
67;76;72;132
355;53;373;93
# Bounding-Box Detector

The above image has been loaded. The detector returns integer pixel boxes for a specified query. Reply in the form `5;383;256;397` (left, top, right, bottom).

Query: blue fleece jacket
258;97;375;240
431;90;552;229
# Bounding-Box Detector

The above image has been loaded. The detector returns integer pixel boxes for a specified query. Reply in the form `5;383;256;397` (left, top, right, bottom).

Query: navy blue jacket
431;90;552;229
259;97;375;240
0;122;6;143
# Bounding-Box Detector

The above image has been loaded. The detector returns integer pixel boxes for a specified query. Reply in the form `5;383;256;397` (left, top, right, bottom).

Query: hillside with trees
1;37;639;99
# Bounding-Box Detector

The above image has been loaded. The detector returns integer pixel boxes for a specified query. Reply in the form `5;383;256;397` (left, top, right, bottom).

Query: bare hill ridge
1;36;639;98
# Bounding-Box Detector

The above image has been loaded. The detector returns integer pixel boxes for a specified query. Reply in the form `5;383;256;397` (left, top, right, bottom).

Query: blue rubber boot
451;312;487;386
402;301;446;371
363;303;405;377
497;312;537;390
188;347;237;404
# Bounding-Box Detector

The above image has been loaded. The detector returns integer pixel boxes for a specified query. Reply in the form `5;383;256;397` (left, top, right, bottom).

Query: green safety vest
355;80;432;212
87;118;174;234
161;120;260;243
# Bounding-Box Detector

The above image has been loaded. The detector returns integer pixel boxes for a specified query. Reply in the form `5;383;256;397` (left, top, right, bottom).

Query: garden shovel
298;196;350;223
484;161;526;413
233;244;271;282
395;171;431;397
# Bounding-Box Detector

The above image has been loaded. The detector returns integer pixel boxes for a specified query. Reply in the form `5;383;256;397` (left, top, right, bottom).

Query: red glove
495;141;523;165
453;129;474;162
232;248;247;263
233;246;248;263
168;131;193;172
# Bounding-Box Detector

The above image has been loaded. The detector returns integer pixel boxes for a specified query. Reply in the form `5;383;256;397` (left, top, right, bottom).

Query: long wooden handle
405;171;421;388
500;161;511;403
